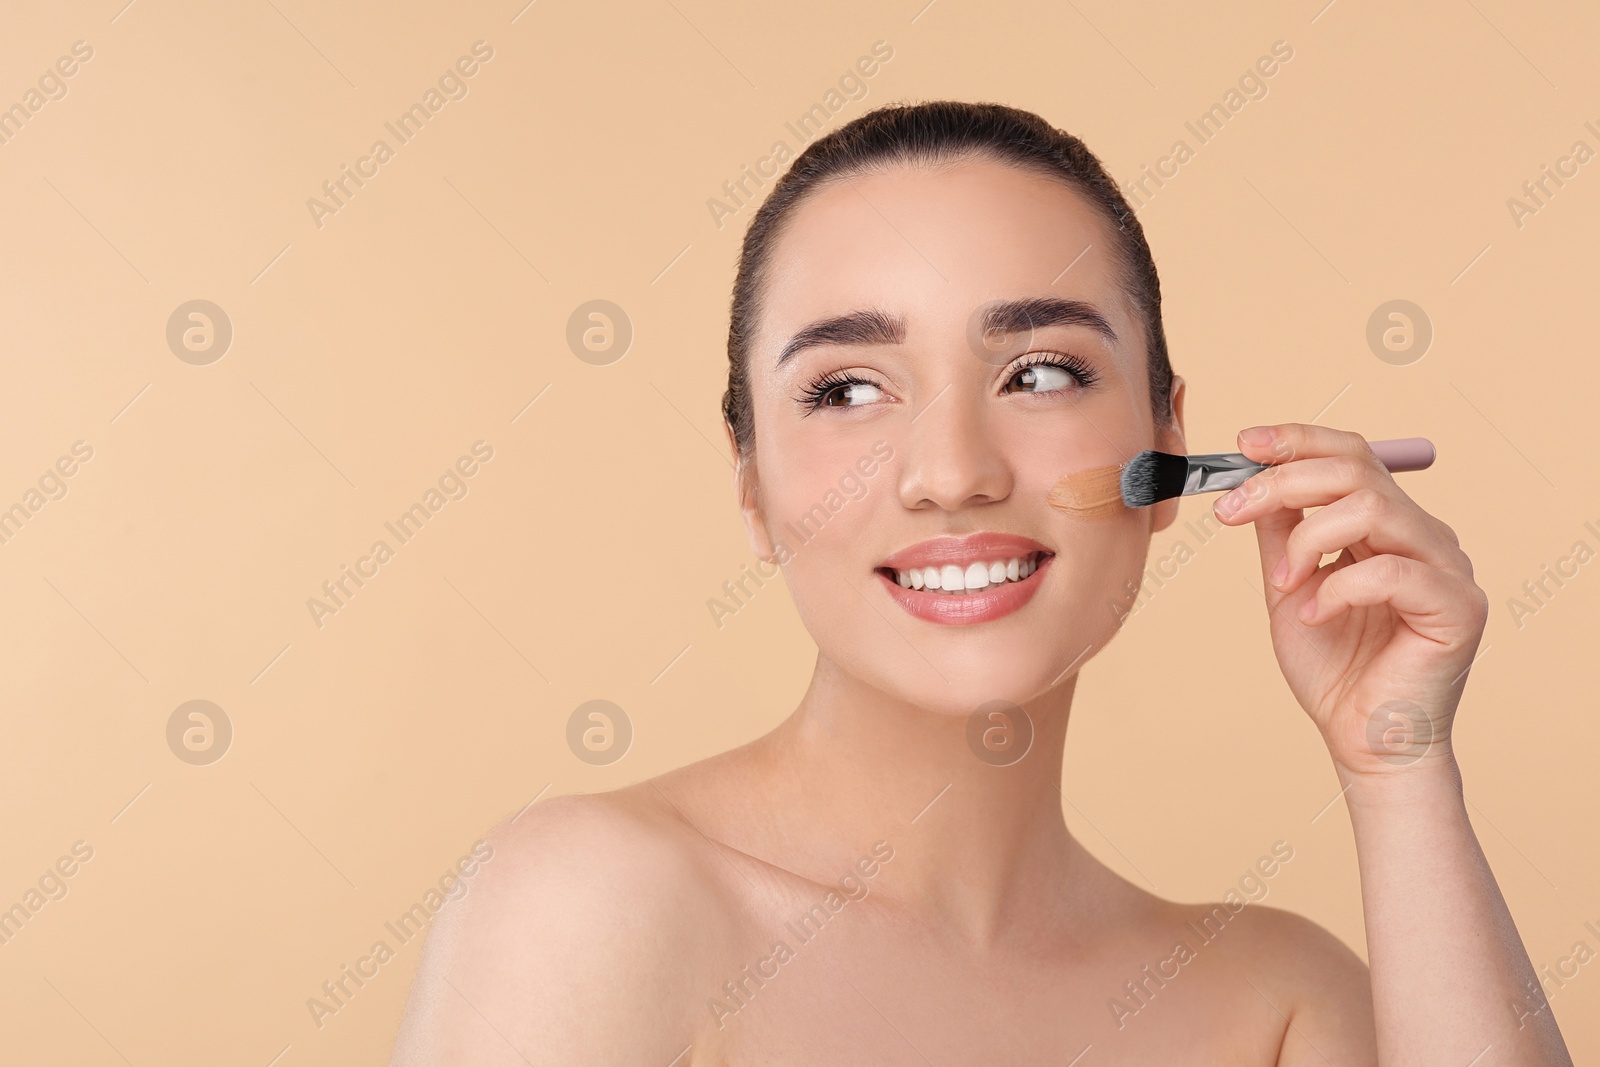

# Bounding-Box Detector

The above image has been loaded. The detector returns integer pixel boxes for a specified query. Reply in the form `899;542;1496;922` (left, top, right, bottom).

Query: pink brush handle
1369;437;1435;473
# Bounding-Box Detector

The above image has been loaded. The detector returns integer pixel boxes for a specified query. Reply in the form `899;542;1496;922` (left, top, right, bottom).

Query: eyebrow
982;297;1118;346
776;307;905;367
774;297;1117;367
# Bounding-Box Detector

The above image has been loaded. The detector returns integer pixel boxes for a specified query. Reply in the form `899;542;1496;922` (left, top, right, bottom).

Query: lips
876;533;1054;625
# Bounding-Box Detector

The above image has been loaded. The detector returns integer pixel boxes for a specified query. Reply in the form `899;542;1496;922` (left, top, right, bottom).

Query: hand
1211;423;1489;779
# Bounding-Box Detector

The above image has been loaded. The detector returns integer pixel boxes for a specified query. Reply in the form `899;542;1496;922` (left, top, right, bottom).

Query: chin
823;615;1107;718
898;672;1066;720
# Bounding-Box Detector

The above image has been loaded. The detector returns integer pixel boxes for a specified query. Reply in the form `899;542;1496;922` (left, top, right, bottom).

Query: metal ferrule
1182;452;1270;495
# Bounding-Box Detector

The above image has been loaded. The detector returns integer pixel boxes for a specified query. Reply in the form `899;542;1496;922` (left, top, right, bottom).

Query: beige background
3;0;1597;1061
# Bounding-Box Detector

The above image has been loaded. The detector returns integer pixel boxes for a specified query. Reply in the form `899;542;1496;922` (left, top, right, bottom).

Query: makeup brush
1048;437;1436;519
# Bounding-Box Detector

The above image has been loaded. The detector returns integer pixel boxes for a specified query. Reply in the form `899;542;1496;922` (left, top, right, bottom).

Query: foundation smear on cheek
1046;464;1128;521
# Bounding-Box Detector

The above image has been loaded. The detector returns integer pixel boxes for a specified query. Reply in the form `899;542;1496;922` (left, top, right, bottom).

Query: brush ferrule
1183;453;1270;495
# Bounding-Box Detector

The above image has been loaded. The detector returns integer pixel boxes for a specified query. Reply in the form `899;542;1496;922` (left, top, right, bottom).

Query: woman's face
737;157;1186;715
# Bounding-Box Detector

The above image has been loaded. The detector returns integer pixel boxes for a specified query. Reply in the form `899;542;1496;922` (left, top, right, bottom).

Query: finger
1271;487;1468;594
1214;454;1400;525
1300;553;1487;637
1250;497;1304;610
1233;422;1385;469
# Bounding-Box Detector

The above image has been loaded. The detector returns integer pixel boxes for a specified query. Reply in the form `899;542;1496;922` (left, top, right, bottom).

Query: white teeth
889;555;1043;594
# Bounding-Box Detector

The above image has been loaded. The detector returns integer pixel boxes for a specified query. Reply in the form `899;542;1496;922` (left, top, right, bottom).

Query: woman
391;102;1572;1064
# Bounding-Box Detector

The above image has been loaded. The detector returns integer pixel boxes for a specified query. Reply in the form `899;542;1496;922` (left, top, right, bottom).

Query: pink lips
876;532;1054;626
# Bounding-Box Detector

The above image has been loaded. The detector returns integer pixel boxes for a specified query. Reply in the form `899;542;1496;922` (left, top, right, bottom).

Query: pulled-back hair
721;100;1174;458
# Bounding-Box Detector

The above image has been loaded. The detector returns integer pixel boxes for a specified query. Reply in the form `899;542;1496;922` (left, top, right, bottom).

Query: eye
1002;353;1099;395
1011;364;1073;393
822;381;884;407
797;374;886;412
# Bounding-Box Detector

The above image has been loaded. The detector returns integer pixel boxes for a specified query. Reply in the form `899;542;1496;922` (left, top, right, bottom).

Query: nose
895;384;1014;511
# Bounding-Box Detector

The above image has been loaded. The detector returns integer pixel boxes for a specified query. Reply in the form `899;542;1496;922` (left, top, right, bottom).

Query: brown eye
1007;363;1074;393
821;382;884;407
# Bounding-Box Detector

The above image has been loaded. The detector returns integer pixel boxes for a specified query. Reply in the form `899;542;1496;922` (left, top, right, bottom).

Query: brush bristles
1046;464;1126;520
1118;450;1190;509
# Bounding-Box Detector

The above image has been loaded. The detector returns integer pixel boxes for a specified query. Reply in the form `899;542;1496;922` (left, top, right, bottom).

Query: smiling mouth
877;551;1052;594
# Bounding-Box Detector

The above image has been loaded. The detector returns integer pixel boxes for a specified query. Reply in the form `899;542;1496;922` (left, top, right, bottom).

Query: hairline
734;149;1165;457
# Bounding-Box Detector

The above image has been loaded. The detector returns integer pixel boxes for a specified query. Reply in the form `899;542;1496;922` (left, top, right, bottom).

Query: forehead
756;157;1135;353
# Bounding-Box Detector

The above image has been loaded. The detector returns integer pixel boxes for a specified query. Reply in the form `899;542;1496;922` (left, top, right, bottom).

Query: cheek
751;383;889;536
1018;396;1159;610
778;515;891;691
760;443;886;571
1047;520;1152;627
1016;395;1143;517
752;440;894;642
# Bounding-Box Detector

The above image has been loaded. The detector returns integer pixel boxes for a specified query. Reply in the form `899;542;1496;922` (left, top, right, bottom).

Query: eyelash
1005;352;1101;394
795;370;879;412
794;352;1101;413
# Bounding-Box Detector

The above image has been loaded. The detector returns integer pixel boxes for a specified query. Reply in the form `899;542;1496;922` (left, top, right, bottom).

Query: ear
1148;374;1187;535
724;420;778;560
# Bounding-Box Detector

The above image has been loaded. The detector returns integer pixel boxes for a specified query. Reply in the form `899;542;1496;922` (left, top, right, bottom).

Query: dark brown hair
720;99;1175;459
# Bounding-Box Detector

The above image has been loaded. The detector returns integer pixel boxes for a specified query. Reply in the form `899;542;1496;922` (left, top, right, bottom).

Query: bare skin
391;159;1572;1065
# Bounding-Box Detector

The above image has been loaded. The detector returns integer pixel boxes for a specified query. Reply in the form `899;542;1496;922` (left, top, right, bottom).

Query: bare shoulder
1179;900;1377;1064
389;789;742;1066
1209;901;1370;987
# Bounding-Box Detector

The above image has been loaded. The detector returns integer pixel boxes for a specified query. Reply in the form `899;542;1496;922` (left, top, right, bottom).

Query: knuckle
1283;523;1310;560
1244;472;1275;504
1266;432;1299;464
1457;579;1490;625
1347;430;1380;464
1333;454;1368;485
1350;486;1387;520
1376;554;1410;586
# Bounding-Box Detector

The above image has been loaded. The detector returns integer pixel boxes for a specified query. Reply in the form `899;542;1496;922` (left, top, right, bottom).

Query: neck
755;654;1085;949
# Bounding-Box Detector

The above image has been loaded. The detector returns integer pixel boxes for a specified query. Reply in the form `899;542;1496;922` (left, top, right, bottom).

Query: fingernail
1239;426;1275;447
1270;556;1288;588
1298;597;1316;621
1216;487;1247;517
